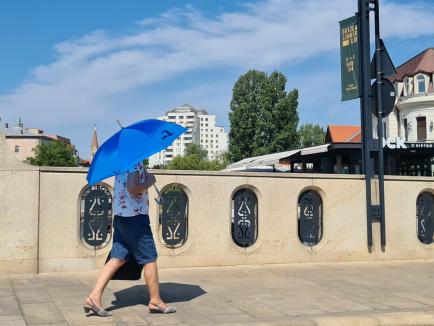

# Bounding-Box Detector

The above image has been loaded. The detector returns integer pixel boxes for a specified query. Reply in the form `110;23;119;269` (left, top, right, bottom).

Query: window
205;118;208;121
205;123;208;127
201;123;203;127
231;188;258;247
178;116;184;119
404;77;412;96
417;117;427;141
404;119;409;141
416;75;426;93
14;145;19;153
216;135;218;138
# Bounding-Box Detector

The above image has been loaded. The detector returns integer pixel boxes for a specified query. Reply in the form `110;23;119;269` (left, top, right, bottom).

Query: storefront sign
383;137;434;150
383;137;407;149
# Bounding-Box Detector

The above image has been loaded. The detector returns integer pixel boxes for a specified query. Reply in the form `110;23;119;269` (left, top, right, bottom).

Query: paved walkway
2;260;434;325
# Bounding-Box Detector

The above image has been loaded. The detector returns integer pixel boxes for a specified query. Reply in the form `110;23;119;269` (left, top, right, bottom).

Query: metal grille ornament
161;187;188;247
81;185;112;248
298;191;322;246
232;189;258;247
417;192;434;244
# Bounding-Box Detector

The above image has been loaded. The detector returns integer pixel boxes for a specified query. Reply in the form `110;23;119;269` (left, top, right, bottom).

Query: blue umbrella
87;119;187;185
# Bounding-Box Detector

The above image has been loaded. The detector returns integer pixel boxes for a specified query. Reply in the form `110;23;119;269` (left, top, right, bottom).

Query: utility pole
341;0;395;251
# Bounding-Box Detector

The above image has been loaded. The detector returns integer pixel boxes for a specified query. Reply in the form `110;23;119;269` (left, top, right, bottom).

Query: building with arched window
386;48;434;143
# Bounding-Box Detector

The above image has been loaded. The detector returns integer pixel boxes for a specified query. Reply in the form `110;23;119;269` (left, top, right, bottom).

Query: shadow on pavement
107;282;206;311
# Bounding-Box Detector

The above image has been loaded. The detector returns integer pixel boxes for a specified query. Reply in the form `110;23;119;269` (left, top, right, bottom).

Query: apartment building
149;104;228;167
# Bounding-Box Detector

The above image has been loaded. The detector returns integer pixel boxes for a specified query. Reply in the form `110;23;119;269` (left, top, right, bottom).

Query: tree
184;143;208;159
298;123;325;148
165;144;227;171
26;140;78;167
228;70;299;163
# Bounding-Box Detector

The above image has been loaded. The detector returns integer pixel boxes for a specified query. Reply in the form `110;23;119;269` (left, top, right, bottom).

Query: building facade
2;117;75;161
149;104;228;167
385;48;434;142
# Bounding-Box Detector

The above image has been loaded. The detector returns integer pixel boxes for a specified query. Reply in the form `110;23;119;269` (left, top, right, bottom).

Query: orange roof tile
326;125;361;143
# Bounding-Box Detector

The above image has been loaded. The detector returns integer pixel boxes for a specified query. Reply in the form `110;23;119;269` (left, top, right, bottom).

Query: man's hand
127;170;156;196
144;172;156;187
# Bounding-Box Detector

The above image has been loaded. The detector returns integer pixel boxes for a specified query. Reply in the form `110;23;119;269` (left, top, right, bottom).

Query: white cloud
1;0;433;155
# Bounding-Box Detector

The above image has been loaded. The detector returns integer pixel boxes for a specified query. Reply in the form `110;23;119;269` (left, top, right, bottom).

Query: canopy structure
225;149;299;171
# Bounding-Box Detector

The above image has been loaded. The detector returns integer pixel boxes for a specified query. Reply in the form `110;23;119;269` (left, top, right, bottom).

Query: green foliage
298;123;325;148
228;70;299;163
26;140;78;167
184;143;208;159
165;146;227;171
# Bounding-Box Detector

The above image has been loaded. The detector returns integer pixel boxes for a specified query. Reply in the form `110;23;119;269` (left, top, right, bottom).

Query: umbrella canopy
87;119;187;185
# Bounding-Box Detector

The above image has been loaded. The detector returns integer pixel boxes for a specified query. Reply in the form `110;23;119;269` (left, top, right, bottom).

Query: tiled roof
391;48;434;82
326;125;361;143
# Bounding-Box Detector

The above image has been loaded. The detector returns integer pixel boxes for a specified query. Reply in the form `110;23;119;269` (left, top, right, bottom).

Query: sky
0;0;433;158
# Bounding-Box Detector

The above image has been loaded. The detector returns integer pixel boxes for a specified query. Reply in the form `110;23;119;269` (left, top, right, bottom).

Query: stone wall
0;132;39;273
1;132;434;274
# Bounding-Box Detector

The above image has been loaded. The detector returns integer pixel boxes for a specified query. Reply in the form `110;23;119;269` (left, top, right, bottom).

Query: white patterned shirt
113;162;149;217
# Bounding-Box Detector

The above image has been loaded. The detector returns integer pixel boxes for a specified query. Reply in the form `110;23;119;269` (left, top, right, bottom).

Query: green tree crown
298;123;325;148
26;140;78;167
228;70;299;163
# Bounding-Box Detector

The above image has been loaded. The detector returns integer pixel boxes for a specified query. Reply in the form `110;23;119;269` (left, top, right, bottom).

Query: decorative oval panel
80;184;113;249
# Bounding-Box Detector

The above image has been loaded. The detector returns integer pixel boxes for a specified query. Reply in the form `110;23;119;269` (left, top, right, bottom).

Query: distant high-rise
149;104;228;167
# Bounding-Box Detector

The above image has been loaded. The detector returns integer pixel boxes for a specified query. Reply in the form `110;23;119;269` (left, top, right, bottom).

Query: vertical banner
340;16;360;101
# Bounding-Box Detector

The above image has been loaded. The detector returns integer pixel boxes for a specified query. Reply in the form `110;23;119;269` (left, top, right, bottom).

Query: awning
246;149;300;167
300;144;330;156
225;149;300;171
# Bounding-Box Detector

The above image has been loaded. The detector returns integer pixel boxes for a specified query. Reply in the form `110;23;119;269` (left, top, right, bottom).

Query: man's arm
126;170;156;196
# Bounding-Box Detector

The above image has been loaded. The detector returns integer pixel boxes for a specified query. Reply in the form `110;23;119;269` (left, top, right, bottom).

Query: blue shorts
111;214;158;265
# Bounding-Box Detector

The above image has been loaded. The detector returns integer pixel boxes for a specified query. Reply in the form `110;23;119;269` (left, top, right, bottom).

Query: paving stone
0;287;13;297
21;302;65;324
47;285;89;298
0;314;25;321
15;288;51;304
4;261;434;325
0;296;20;315
113;310;149;325
61;309;115;325
0;320;27;326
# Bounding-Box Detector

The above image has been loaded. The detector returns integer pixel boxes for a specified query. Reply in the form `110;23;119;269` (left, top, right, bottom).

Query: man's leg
86;258;125;308
143;260;163;306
